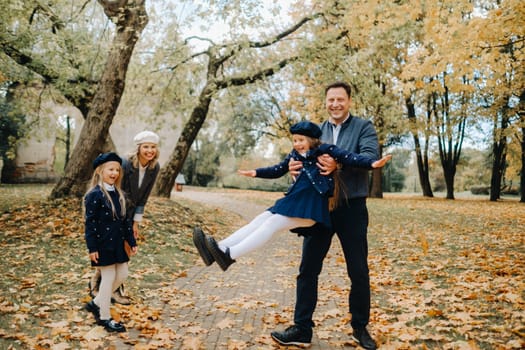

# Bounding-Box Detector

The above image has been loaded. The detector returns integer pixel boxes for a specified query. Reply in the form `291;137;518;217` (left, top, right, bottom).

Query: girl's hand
237;169;256;177
89;251;99;263
372;154;393;168
130;246;138;256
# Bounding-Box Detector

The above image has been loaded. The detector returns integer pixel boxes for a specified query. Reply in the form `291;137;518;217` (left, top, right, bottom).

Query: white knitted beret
133;131;159;145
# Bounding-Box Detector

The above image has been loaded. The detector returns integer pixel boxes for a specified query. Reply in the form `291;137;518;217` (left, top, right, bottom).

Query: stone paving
166;189;361;349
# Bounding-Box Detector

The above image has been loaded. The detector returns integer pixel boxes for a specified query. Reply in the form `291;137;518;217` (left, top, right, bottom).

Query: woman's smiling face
138;142;157;165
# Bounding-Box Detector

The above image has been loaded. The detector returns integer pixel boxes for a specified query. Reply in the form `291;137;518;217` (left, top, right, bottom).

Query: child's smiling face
100;161;121;185
292;134;311;154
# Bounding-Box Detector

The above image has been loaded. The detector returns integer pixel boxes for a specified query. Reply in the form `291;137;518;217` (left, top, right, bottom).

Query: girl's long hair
85;163;126;218
305;136;347;211
329;169;348;211
129;144;159;169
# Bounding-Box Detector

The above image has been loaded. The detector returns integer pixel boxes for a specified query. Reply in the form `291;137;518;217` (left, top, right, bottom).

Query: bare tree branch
216;56;298;89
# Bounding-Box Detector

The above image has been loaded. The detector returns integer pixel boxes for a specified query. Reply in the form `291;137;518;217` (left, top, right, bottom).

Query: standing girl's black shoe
84;300;100;321
98;318;126;332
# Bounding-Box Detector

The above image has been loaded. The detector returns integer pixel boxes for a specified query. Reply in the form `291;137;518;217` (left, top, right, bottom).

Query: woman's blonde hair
129;143;159;169
85;162;127;218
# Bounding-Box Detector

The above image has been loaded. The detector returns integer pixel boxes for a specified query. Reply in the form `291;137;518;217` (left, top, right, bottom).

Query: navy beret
290;121;322;139
93;152;122;169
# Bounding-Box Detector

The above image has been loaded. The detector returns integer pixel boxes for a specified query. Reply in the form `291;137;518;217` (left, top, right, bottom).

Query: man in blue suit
271;81;379;350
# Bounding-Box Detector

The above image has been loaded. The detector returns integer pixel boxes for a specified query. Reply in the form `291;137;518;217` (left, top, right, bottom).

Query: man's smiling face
326;86;351;125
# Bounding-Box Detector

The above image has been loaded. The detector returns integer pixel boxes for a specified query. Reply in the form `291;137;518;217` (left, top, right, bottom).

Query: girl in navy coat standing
89;131;160;304
193;121;391;271
84;152;138;332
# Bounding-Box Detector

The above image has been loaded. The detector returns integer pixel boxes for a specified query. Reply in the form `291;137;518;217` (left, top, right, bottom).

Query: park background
0;0;524;349
0;0;523;202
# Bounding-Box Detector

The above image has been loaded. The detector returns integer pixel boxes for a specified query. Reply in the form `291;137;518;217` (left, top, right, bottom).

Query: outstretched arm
238;169;256;177
371;154;392;168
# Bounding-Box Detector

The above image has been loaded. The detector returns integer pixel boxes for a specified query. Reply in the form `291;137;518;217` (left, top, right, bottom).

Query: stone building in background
2;86;180;184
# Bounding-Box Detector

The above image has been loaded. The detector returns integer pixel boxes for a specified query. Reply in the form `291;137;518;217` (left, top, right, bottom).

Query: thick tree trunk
154;87;214;197
50;0;148;198
489;113;508;202
443;163;456;200
489;144;505;201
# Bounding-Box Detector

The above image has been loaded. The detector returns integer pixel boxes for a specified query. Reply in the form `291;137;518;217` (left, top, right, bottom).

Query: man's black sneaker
271;325;312;348
192;227;214;266
352;327;377;350
204;236;235;271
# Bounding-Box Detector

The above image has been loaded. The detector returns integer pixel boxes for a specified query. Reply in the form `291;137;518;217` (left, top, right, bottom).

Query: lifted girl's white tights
219;211;315;260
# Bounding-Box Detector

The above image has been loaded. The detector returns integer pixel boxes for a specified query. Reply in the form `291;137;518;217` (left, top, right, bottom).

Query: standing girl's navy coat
84;185;136;267
255;143;374;230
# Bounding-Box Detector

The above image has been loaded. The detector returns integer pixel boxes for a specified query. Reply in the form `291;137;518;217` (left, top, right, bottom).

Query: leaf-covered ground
0;184;238;349
0;185;523;349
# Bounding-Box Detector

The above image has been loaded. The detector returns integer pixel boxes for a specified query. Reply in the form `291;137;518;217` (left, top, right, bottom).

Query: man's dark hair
325;81;352;97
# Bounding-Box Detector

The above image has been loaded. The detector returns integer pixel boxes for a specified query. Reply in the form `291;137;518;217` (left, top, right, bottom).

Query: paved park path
166;188;360;349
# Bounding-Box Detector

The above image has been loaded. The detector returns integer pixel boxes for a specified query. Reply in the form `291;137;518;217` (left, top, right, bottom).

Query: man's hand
371;154;392;168
288;158;302;179
317;154;337;175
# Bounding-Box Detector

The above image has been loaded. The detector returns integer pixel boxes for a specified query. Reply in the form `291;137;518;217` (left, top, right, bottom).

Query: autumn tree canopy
0;0;523;200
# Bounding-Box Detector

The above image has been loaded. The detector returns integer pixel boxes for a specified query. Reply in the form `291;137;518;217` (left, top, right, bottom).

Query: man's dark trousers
294;197;370;330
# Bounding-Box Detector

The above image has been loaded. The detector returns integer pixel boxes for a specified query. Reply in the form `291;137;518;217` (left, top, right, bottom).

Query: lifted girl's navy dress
255;143;375;232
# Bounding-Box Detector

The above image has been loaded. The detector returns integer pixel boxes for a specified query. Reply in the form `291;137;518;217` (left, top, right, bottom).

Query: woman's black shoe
193;227;215;266
84;300;100;320
205;236;235;271
98;318;126;332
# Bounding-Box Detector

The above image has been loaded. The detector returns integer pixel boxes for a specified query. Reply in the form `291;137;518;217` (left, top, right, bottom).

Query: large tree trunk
489;107;509;202
154;87;214;197
50;0;148;199
443;163;456;200
490;142;505;201
406;97;433;197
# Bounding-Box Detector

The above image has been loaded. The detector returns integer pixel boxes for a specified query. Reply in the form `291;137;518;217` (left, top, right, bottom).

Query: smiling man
271;81;380;349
